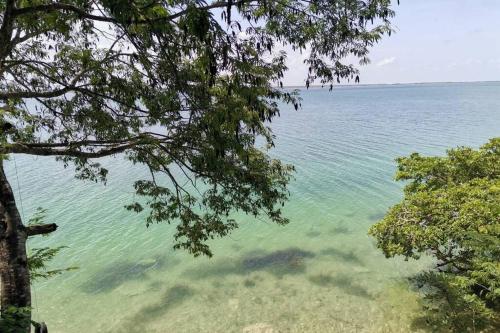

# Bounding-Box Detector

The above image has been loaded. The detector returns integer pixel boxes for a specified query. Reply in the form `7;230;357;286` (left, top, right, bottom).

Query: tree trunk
0;159;31;332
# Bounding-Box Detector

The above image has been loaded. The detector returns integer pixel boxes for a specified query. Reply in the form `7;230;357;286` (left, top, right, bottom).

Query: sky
283;0;500;86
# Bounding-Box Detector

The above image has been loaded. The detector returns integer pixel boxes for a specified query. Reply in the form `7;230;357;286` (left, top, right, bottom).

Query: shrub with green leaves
369;138;500;332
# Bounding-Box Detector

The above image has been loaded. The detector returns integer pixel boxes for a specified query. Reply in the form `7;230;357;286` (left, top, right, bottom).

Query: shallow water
5;82;500;332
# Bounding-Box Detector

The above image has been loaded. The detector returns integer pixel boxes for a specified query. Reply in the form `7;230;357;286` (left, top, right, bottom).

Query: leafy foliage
28;246;77;281
1;1;395;256
0;306;31;333
26;206;47;227
27;208;78;281
369;138;500;332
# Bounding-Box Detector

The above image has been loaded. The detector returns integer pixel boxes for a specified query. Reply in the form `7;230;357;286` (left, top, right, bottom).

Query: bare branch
26;223;58;237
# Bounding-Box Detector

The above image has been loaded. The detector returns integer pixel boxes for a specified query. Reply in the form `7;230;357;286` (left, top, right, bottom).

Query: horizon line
282;79;500;89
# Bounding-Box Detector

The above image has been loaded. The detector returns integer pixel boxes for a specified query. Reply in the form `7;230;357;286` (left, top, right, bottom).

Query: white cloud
376;57;396;67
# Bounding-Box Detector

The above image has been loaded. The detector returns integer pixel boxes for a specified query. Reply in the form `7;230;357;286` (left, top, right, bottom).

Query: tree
1;0;394;330
369;138;500;332
0;208;74;332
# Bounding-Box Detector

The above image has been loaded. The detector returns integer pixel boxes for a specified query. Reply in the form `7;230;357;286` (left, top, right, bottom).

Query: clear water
5;82;500;332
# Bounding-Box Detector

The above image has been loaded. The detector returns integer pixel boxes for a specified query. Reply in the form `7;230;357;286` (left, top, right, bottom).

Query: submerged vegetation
370;138;500;332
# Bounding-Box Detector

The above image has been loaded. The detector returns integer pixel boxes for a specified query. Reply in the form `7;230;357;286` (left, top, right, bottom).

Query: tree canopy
1;0;394;256
369;138;500;331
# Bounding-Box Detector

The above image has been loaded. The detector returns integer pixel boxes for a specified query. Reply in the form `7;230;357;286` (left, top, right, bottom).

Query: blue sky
284;0;500;85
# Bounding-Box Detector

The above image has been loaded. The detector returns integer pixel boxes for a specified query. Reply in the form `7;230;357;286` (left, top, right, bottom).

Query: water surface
6;82;500;332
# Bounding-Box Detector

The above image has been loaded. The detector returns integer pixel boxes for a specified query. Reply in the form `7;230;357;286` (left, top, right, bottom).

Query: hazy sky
283;0;500;86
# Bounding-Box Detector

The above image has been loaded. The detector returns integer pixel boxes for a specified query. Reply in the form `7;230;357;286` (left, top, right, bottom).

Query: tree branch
26;223;58;237
12;3;117;23
0;86;72;100
2;142;136;158
164;1;251;21
11;1;255;26
0;0;16;62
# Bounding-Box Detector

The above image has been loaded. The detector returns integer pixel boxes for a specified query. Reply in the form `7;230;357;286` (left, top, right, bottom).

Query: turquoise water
5;82;500;332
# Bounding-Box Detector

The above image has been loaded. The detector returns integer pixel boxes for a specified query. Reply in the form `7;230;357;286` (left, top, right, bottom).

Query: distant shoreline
282;80;500;89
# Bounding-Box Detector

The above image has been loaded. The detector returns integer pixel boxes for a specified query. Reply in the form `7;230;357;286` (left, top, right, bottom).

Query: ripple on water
7;82;500;332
